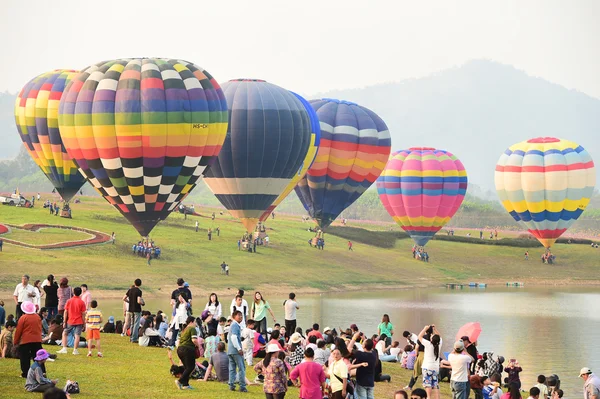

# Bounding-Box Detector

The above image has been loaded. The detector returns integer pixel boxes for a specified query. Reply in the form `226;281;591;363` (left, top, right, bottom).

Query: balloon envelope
15;70;86;202
377;148;468;246
58;58;228;236
203;79;312;232
495;137;595;248
259;92;321;221
295;99;391;229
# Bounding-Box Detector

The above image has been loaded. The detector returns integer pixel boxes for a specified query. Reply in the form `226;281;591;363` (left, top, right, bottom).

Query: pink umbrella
456;322;482;343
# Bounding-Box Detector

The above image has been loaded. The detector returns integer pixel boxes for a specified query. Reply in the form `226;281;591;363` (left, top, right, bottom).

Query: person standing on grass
80;284;92;310
43;275;59;321
0;300;5;333
419;324;442;399
175;316;199;390
348;241;353;251
378;314;394;347
447;340;473;399
111;232;116;244
57;278;72;317
56;286;86;355
195;221;199;232
353;337;378;399
85;300;103;358
14;301;43;377
283;292;299;339
228;310;248;392
253;344;287;399
291;347;327;399
123;279;144;344
13;274;36;321
251;292;276;341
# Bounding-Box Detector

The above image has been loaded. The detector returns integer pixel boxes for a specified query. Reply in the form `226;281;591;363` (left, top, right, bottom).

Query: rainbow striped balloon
259;92;321;222
295;99;391;229
15;70;86;202
58;58;228;236
377;148;468;246
495;137;596;248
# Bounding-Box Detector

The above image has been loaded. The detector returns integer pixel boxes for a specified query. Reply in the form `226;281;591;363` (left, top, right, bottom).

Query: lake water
99;286;600;397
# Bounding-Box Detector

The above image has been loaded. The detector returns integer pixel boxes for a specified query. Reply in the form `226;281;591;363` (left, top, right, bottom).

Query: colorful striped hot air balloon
495;137;596;248
203;79;312;233
294;99;391;229
15;70;86;202
377;148;468;246
259;92;321;222
58;58;228;236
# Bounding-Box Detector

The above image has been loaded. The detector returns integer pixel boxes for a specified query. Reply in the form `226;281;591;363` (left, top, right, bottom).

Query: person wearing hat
24;349;57;392
14;301;44;378
580;367;600;399
253;343;287;398
13;274;36;321
102;316;116;333
289;332;305;367
445;340;473;399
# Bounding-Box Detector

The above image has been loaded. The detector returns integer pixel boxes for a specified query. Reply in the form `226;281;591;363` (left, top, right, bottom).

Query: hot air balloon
377;148;468;246
495;137;595;248
58;58;228;236
259;92;321;221
203;79;312;233
294;99;391;229
15;70;86;202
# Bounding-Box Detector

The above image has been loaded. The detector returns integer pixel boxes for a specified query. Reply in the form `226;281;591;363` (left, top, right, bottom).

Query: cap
21;301;36;315
579;367;592;377
454;340;465;351
183;282;190;288
108;316;115;323
267;343;280;353
323;327;332;333
34;349;50;361
290;332;303;344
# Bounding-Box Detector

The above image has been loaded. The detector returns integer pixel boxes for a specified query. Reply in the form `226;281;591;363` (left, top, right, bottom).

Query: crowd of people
131;239;162;263
2;275;599;399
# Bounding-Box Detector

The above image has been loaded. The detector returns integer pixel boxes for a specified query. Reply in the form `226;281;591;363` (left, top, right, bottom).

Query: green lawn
0;334;449;399
0;196;599;299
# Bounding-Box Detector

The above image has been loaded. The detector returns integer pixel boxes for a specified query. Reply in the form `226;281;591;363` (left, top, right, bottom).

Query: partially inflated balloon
377;148;468;246
495;137;595;248
259;92;321;221
294;99;391;229
15;70;86;202
58;58;228;236
203;79;312;232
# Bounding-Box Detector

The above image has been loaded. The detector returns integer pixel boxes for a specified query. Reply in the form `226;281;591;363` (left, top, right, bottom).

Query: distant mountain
314;59;600;191
0;91;18;160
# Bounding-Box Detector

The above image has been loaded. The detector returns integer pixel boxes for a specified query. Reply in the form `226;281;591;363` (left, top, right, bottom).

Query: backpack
64;380;80;394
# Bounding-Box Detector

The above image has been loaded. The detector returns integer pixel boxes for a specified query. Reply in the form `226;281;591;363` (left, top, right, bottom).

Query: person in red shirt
56;287;87;355
307;324;323;340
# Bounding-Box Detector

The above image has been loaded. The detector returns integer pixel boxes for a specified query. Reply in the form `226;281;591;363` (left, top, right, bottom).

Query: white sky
1;0;599;97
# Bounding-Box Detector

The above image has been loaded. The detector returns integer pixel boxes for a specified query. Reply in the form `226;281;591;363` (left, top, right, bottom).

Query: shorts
87;329;100;340
422;368;439;389
65;324;83;336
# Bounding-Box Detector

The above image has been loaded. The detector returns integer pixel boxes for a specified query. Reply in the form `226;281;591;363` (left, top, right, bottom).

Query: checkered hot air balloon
259;92;321;222
294;99;392;229
203;79;313;233
495;137;596;249
58;58;228;236
377;148;468;247
15;70;87;202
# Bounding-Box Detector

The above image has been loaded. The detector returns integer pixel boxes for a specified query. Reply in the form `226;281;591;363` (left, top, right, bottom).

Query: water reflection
99;287;599;397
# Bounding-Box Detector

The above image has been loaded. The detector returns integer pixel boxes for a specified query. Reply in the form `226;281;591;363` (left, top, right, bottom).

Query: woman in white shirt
33;280;43;311
418;324;442;399
169;294;189;347
204;293;222;319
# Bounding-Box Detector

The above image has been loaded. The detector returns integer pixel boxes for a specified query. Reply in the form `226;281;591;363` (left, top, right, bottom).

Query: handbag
64;380;80;394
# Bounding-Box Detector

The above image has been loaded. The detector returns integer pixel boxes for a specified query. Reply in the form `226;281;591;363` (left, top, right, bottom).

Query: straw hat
267;344;280;353
290;332;303;344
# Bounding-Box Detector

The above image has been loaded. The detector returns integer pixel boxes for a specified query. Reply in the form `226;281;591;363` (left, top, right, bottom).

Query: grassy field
0;334;448;399
0;195;599;300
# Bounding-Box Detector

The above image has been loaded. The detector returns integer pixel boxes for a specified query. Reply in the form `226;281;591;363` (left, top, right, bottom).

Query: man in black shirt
461;336;478;374
353;337;377;399
170;279;192;315
123;279;143;343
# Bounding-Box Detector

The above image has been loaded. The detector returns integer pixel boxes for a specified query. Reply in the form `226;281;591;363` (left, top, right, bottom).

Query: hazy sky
1;0;598;97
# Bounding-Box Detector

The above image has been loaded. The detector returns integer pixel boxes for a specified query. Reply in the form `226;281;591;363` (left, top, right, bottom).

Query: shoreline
3;278;598;300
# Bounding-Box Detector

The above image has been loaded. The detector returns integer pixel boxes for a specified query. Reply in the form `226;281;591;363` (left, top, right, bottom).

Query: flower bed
0;223;111;250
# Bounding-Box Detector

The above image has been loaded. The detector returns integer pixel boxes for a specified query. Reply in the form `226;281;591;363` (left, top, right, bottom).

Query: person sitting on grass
25;349;57;393
203;342;230;382
204;328;220;360
0;320;16;358
139;315;163;347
